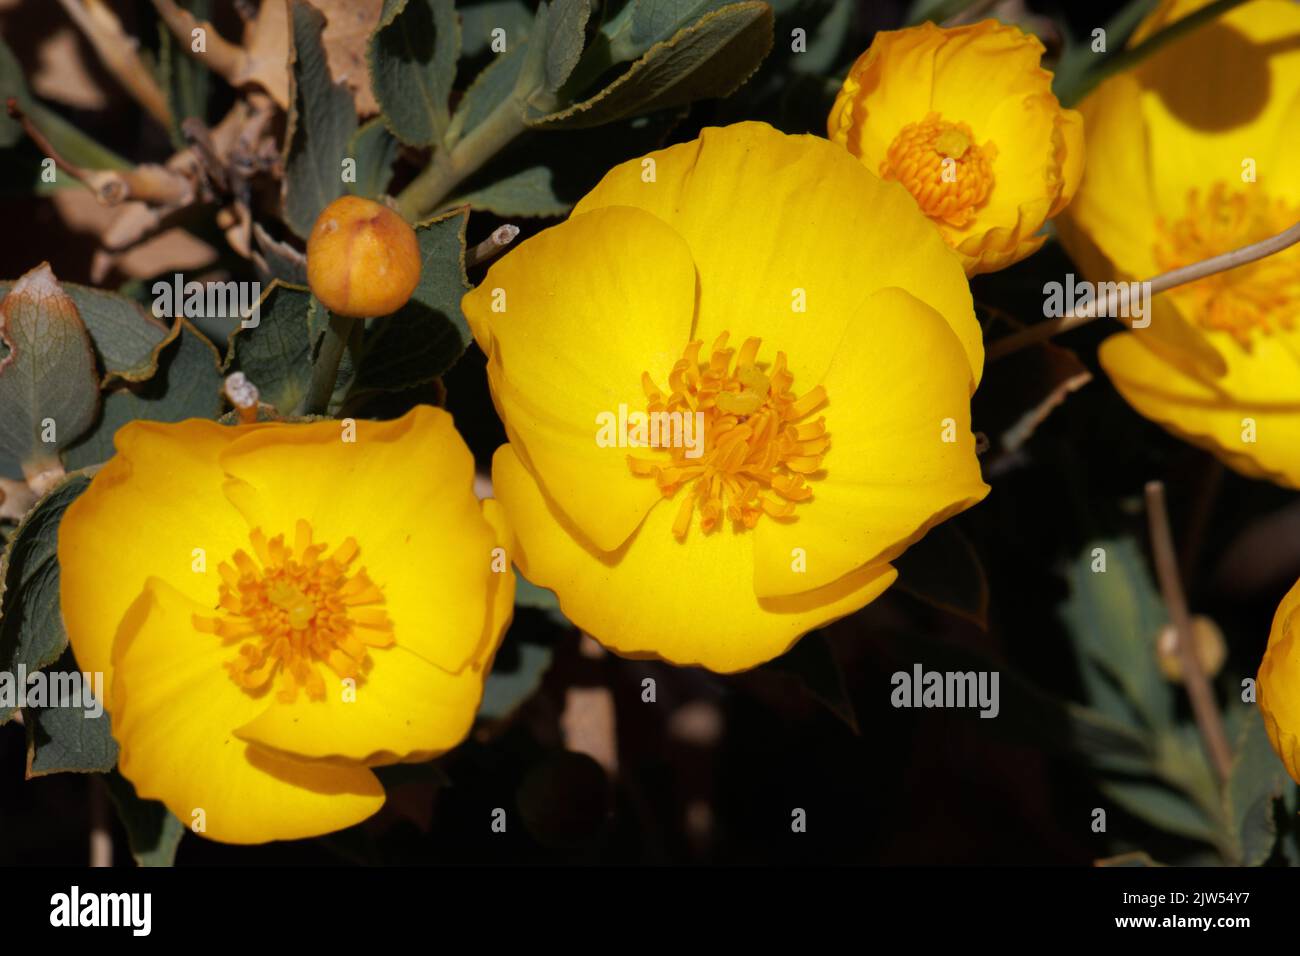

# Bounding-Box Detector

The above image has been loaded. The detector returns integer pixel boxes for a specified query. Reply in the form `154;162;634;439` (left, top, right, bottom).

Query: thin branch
89;775;112;867
56;0;171;127
7;99;193;206
150;0;249;88
466;224;521;269
988;217;1300;360
1145;481;1234;784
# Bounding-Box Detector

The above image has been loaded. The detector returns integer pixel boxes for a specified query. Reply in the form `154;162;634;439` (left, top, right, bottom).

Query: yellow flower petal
1100;331;1300;487
572;121;983;388
492;443;897;673
234;645;487;764
753;288;989;597
111;579;384;844
463;205;696;552
1260;574;1300;783
235;498;516;766
58;419;262;710
217;406;494;674
1130;1;1300;218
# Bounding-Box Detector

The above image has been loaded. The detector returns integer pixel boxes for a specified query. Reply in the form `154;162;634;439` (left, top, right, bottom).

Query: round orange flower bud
306;196;421;318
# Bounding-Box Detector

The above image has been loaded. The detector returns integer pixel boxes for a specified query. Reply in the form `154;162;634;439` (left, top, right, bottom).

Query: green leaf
544;0;593;93
224;282;314;413
531;1;773;129
345;118;400;199
63;320;225;470
0;280;171;384
789;0;852;75
480;638;555;720
452;111;679;217
1099;777;1222;847
0;265;100;476
24;650;118;776
458;0;535;58
767;631;857;732
1224;706;1287;866
894;522;988;630
351;209;471;392
369;0;461;147
283;0;360;238
893;630;1154;774
1060;538;1174;734
104;770;185;867
0;473;91;723
626;0;736;52
448;41;530;146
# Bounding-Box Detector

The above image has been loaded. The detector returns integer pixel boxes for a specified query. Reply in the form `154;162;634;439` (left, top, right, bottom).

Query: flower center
880;112;997;229
193;519;393;703
628;333;829;539
1154;182;1300;348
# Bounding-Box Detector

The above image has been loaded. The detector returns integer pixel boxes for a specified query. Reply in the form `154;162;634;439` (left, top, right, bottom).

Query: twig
7;99;192;206
1145;481;1234;784
989;217;1300;360
55;0;171;128
466;224;521;269
89;775;112;867
150;0;249;89
224;372;262;423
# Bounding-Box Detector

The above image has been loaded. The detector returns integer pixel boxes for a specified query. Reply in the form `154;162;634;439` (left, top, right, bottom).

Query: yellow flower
1259;577;1300;783
57;406;514;844
1056;0;1300;488
464;122;988;673
828;19;1084;276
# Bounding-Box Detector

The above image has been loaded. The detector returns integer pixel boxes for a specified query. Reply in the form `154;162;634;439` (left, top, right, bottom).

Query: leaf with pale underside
0;264;99;481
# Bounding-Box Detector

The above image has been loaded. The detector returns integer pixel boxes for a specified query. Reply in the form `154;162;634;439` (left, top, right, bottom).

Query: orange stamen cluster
193;519;393;703
1154;182;1300;347
880;112;997;228
628;333;829;539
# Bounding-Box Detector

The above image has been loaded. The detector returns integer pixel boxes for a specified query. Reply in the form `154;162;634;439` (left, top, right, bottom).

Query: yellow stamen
628;333;830;539
1154;182;1300;348
193;520;392;703
879;112;997;228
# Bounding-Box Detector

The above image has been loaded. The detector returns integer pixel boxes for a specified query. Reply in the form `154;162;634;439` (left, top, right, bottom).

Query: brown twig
55;0;171;127
1145;480;1234;783
988;217;1300;360
150;0;253;92
7;99;192;206
466;224;521;269
89;775;112;867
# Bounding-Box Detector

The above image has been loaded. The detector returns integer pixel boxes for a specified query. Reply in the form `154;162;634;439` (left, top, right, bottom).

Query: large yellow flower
1259;577;1300;783
57;406;514;844
1057;0;1300;487
464;122;988;673
828;19;1084;276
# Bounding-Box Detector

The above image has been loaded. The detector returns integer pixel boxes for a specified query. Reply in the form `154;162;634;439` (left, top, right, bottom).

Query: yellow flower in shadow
1057;0;1300;488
